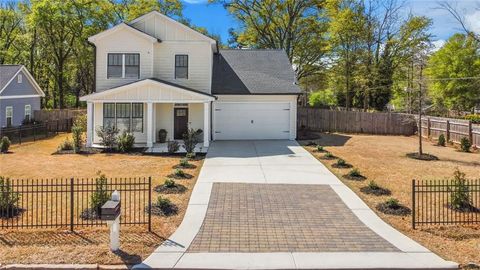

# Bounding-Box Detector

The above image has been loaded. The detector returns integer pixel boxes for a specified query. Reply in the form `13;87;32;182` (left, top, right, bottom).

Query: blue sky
183;0;480;47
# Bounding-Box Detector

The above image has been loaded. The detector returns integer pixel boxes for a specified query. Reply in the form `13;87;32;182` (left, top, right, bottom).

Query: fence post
18;129;22;144
70;178;74;231
148;176;152;232
412;179;416;230
446;120;450;142
56;120;59;135
33;125;36;142
427;118;431;139
468;120;473;144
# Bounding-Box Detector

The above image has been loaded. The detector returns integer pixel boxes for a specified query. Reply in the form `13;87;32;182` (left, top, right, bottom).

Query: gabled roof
0;65;45;97
128;11;217;45
88;23;161;43
212;49;301;95
80;78;216;102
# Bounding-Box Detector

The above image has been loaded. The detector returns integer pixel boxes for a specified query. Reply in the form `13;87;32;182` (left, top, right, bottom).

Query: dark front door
174;108;188;139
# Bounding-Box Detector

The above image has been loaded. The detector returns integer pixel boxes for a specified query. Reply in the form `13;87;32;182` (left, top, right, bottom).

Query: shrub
58;139;74;151
117;132;135;153
368;180;380;190
316;145;325;152
179;158;189;167
164;179;176;188
71;125;83;153
0;136;11;153
90;171;110;213
324;152;334;159
385;198;400;209
167;140;180;153
96;126;119;151
74;114;87;132
449;169;473;211
348;168;362;178
182;128;199;154
465;114;480;124
437;134;446;146
336;159;346;166
0;176;21;217
186;152;196;159
149;195;178;216
460;137;471;152
174;169;185;178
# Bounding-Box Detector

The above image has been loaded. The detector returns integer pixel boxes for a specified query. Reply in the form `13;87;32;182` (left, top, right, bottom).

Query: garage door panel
214;102;291;140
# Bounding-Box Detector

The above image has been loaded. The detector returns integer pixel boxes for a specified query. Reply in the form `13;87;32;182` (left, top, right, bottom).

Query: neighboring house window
102;103;144;133
103;103;116;128
116;103;131;132
6;106;13;127
107;53;140;79
17;74;23;83
131;103;144;132
25;105;31;123
175;55;188;79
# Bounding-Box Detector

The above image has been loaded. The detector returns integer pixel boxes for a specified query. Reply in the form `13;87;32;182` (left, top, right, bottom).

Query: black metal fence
0;118;73;144
0;177;152;231
412;179;480;229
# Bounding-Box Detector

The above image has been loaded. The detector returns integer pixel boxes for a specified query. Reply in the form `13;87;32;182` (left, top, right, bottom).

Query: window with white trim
24;104;31;122
175;55;188;79
107;53;140;79
6;106;13;127
103;103;143;132
17;74;23;83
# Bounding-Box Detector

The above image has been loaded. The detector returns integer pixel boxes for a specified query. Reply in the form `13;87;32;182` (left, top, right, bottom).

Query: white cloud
182;0;208;4
432;39;446;51
465;10;480;34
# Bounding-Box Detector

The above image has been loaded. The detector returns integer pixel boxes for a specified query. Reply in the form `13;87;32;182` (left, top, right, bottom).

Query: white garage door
213;102;291;140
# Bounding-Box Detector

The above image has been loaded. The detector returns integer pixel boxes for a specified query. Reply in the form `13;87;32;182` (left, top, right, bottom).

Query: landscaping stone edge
0;264;132;270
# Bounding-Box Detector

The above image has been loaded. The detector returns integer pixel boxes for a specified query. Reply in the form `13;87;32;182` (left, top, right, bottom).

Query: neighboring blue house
0;65;45;128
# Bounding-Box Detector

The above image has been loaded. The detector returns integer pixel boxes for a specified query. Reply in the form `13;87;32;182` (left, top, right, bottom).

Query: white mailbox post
101;190;121;252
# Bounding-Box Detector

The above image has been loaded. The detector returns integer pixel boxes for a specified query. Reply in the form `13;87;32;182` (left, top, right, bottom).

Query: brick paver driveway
189;183;397;253
135;141;457;270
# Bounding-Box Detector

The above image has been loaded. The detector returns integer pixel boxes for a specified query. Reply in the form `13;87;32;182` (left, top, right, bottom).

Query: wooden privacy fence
0;177;152;231
0;118;73;144
412;179;480;229
34;109;86;122
297;108;416;135
419;116;480;147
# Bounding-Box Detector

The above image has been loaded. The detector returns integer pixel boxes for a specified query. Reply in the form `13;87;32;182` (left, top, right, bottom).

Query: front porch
80;78;216;153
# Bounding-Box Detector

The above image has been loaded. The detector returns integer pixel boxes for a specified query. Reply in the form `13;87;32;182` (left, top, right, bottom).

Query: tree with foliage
308;89;336;107
426;34;480;112
211;0;328;81
0;2;24;64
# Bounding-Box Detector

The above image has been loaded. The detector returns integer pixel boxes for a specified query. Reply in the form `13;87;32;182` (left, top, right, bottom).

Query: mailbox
101;200;121;221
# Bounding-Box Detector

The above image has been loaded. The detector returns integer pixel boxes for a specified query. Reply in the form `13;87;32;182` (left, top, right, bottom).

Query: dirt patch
302;133;480;266
376;202;411;216
0;133;203;265
154;184;188;194
360;186;391;196
406;152;439;161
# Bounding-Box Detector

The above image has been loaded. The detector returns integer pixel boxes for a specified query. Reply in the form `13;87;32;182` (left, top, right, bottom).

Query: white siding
95;29;154;92
188;103;204;132
153;42;212;93
155;103;174;141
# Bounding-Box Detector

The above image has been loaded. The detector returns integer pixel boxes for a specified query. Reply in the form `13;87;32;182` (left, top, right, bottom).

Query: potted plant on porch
158;129;168;143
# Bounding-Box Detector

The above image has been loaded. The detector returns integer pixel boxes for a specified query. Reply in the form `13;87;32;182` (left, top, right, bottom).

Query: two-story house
81;11;300;151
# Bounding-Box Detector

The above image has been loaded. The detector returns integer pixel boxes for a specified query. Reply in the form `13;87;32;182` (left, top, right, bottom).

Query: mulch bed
0;207;24;218
343;174;367;181
376;203;411;216
145;203;178;216
172;164;197;169
319;154;336;160
406;152;439;161
154;184;187;194
446;204;480;213
332;163;353;169
167;173;194;180
360;186;391;196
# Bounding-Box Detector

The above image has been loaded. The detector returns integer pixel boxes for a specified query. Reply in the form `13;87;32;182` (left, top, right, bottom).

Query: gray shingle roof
212;49;301;95
0;65;22;90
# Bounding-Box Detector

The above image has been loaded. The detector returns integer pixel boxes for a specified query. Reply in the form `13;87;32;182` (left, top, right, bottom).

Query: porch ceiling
80;78;216;103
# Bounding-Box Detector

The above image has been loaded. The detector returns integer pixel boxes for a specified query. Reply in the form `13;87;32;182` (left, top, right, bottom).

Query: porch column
203;102;210;147
86;102;93;147
147;102;154;148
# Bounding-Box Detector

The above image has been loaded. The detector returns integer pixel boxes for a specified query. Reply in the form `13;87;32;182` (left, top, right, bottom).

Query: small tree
96;126;119;151
90;171;110;214
74;114;87;132
460;137;471;152
449;169;472;211
0;176;20;217
71;125;83;153
182;128;199;154
167;140;180;154
437;134;446;146
117;132;135;153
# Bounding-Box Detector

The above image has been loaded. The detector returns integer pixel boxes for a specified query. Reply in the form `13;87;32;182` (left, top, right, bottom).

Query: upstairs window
107;53;140;79
175;55;188;79
17;74;23;83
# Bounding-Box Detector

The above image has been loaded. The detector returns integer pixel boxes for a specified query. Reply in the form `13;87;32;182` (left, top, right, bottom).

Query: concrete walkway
134;140;457;270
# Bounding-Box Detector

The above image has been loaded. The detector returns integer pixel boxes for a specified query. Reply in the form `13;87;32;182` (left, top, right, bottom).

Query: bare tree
439;1;480;42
